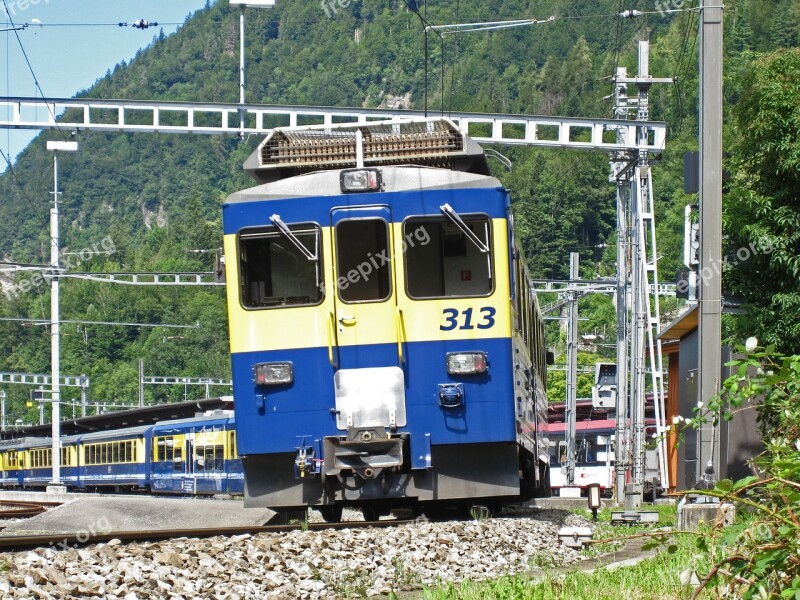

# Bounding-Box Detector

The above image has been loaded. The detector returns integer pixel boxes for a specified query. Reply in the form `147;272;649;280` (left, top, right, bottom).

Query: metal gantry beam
142;376;232;386
0;372;89;388
0;96;666;153
531;279;676;296
60;272;223;286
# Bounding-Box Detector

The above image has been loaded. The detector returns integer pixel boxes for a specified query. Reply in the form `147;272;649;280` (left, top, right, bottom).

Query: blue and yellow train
0;412;243;494
222;119;552;521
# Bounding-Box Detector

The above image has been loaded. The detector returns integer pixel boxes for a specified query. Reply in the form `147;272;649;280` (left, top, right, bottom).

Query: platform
0;493;275;534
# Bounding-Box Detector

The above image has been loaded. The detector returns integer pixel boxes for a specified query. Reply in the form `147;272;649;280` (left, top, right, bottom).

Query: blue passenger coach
223;119;551;520
0;412;242;495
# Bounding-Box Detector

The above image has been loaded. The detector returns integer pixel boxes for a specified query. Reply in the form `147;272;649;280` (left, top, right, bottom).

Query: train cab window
404;216;493;298
238;224;322;309
335;219;391;302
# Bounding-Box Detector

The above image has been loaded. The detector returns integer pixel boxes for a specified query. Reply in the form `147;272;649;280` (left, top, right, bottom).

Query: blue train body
0;412;243;496
222;119;551;519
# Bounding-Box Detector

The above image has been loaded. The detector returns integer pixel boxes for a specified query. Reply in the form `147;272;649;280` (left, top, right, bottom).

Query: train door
329;205;407;431
184;438;196;494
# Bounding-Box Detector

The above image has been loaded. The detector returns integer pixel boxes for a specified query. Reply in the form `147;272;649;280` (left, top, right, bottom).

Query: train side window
404;216;493;299
335;219;391;303
215;445;224;471
229;431;238;460
173;447;183;472
238;224;322;309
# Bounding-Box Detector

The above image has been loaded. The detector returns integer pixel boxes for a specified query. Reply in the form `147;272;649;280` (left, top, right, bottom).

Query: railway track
0;501;60;520
0;517;413;553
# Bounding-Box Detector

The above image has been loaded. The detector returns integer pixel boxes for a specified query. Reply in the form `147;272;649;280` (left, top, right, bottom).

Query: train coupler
323;427;404;480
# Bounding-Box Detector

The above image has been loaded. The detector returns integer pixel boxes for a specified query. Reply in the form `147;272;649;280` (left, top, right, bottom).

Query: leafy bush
683;345;800;599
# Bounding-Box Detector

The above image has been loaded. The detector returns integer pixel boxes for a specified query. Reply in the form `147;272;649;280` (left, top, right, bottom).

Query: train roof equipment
243;118;491;184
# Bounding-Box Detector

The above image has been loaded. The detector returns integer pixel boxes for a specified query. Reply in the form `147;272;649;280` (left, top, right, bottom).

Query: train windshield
335;218;392;303
404;216;493;298
238;224;322;308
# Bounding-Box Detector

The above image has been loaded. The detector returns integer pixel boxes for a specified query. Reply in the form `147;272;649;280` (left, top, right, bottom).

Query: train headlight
446;352;488;375
253;362;293;386
340;168;382;193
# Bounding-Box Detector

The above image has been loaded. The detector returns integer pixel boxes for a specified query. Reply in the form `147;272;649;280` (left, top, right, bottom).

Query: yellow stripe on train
225;218;512;355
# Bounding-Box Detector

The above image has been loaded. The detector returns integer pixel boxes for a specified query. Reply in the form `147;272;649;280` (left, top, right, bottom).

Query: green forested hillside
1;0;798;421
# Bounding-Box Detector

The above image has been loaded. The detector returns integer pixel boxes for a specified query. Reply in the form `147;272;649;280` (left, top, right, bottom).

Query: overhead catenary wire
1;0;68;142
0;317;199;329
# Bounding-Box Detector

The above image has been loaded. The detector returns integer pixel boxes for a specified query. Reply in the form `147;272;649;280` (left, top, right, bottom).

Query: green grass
423;503;715;600
576;503;678;558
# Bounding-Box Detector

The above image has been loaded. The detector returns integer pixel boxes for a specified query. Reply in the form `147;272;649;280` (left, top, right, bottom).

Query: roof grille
258;118;465;173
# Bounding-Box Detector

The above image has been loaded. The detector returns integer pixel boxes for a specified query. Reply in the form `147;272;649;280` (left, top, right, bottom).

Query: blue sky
2;0;209;167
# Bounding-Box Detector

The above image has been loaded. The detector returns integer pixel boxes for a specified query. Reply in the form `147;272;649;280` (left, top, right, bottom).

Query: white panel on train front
333;367;407;431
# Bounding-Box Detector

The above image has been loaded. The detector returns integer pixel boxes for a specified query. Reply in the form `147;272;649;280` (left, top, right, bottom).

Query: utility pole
46;140;77;494
613;67;631;505
697;1;724;486
610;40;671;507
0;389;5;431
229;1;277;136
565;252;579;487
139;359;145;408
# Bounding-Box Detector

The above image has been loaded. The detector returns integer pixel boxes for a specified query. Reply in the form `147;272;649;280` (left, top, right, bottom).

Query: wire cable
0;146;78;265
447;0;461;116
1;0;68;142
24;22;184;27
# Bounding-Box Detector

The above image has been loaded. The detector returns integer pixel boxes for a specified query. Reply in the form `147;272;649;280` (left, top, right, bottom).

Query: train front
222;119;524;517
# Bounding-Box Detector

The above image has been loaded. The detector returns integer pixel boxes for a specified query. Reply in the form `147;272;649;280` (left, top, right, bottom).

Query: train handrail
396;307;406;365
327;311;338;368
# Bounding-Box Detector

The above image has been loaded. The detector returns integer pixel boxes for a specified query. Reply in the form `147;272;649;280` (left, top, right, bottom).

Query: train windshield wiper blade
439;203;490;253
269;214;318;261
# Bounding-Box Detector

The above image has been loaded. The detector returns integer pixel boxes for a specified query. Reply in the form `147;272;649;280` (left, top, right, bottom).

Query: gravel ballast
0;509;589;599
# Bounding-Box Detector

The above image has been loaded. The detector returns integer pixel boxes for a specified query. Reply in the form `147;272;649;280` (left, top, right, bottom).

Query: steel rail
0;518;413;552
0;500;60;520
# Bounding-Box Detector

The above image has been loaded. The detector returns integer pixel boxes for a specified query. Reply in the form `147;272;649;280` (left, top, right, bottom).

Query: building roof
658;304;698;341
0;397;233;441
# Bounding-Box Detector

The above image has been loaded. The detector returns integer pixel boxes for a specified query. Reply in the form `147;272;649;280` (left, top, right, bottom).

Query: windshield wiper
439;203;490;254
269;214;318;261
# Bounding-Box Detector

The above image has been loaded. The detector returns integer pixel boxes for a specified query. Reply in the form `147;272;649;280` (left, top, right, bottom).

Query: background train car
19;437;54;488
222;119;551;520
59;435;81;489
0;412;242;496
78;426;151;492
150;412;241;495
0;438;31;488
547;419;616;494
547;418;662;496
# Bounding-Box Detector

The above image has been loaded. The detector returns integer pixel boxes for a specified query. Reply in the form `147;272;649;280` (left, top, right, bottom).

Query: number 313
440;307;496;331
